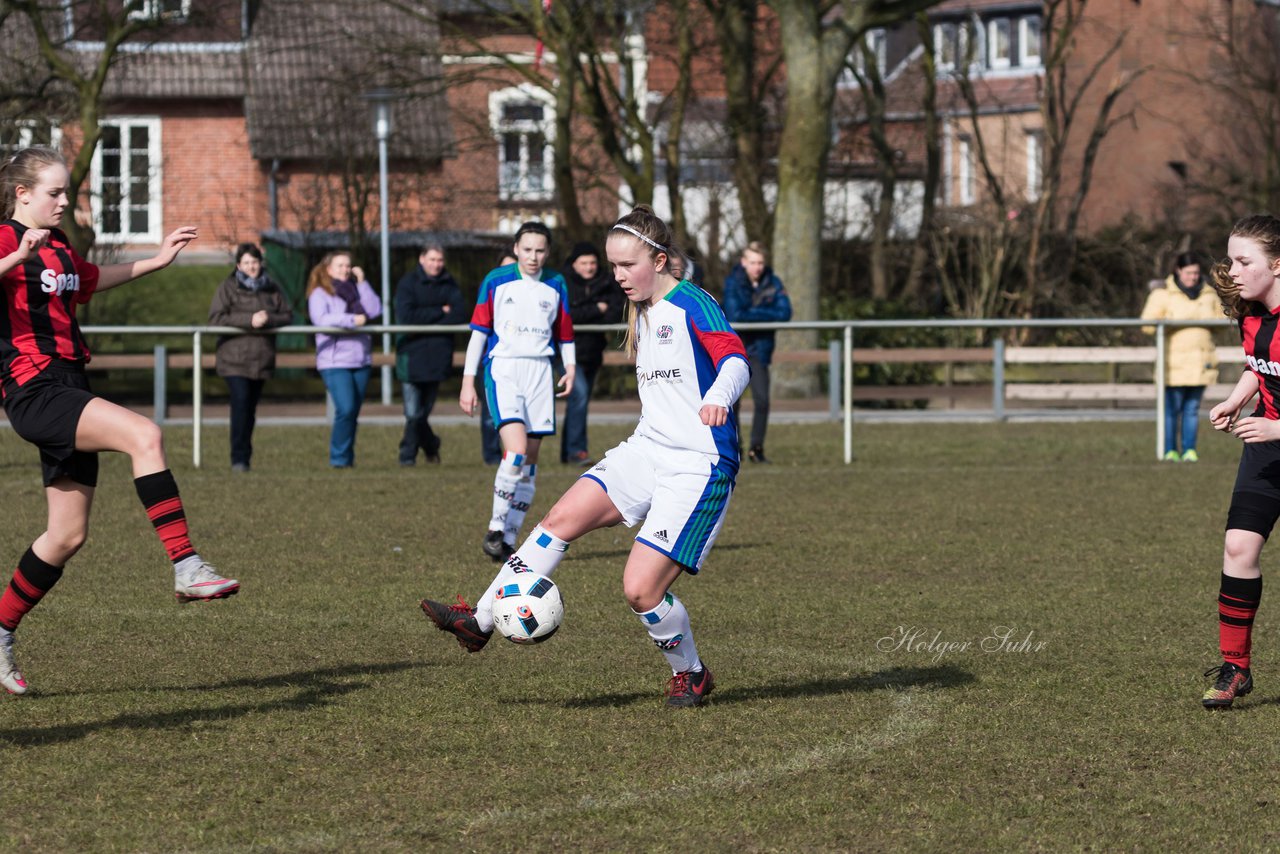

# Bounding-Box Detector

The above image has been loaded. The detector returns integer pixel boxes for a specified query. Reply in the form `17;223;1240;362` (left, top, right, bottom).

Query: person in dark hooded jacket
395;245;464;465
560;241;625;465
723;241;791;464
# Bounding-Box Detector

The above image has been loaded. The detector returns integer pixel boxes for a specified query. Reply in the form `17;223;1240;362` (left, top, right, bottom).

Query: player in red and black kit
0;147;239;696
1200;214;1280;708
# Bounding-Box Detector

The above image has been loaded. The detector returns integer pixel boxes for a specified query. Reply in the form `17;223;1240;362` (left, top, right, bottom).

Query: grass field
0;418;1275;851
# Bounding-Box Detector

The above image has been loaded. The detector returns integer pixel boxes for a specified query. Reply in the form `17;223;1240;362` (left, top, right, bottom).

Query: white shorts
581;434;735;573
484;357;556;436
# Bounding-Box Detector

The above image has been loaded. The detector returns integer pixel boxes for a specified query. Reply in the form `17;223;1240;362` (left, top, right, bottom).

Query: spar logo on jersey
1248;354;1280;376
636;367;683;387
40;269;81;296
656;324;675;345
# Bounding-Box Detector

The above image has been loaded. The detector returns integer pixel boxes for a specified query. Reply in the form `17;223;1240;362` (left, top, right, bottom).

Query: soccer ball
491;575;564;644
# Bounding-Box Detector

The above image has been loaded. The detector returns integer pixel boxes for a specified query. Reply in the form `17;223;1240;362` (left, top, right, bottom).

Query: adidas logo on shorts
652;529;669;543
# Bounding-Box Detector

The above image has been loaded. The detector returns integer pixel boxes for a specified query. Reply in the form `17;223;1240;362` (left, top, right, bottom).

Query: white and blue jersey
469;264;574;362
633;280;748;470
581;280;748;573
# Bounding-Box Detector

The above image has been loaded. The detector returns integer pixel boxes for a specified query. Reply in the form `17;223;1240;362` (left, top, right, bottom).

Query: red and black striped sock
135;469;197;564
0;547;64;631
1219;573;1263;668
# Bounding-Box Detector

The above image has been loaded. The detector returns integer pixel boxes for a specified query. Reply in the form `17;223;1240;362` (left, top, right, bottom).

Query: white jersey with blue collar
469;264;574;362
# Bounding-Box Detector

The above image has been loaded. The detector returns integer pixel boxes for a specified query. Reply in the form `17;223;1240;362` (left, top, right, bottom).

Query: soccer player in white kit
459;222;575;561
422;206;750;708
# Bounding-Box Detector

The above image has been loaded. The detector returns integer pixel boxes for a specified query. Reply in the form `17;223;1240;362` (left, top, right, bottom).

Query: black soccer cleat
665;664;715;708
482;530;507;561
420;596;492;653
1202;661;1253;709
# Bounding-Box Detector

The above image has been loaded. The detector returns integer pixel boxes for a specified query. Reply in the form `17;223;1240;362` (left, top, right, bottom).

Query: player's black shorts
2;360;99;488
1227;441;1280;539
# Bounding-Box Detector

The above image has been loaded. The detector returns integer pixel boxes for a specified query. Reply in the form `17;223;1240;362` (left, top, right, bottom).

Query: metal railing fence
73;317;1236;468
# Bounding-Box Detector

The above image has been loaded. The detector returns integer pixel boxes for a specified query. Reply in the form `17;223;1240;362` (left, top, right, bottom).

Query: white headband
611;223;666;253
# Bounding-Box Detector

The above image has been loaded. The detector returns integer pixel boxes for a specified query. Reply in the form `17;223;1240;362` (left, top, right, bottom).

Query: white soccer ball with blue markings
491;575;564;644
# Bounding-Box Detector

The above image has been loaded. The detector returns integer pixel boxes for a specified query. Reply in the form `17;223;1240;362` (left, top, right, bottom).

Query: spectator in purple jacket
306;251;382;468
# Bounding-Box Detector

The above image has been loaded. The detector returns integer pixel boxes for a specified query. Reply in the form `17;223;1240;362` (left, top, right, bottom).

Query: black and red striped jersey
0;220;100;386
1241;307;1280;419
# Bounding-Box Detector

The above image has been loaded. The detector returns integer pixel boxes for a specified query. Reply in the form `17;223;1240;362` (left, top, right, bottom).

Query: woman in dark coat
208;243;293;472
395;245;465;465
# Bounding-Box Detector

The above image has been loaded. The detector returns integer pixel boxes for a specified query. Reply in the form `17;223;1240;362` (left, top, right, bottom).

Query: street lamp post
364;88;398;405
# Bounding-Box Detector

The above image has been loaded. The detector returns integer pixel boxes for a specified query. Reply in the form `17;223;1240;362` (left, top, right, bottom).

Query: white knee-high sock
634;592;701;674
504;465;537;546
475;525;570;632
489;452;524;532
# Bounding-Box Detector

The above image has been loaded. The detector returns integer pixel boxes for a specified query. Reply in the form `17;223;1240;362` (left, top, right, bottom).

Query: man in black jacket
395;246;464;465
560;241;624;465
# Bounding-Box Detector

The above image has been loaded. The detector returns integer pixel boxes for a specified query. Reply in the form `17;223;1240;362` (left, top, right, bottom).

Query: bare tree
701;0;781;248
937;0;1144;324
766;0;942;391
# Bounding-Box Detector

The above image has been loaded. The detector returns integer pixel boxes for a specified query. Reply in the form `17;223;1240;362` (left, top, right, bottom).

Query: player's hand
459;383;478;416
156;226;197;266
556;365;576;398
12;228;50;262
1232;416;1280;443
1210;400;1242;432
700;404;728;427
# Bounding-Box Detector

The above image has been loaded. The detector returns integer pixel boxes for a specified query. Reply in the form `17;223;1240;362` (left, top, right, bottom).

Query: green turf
0;419;1271;850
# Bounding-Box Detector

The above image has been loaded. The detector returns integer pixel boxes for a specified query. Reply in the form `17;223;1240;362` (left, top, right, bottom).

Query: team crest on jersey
539;299;553;311
656;324;675;344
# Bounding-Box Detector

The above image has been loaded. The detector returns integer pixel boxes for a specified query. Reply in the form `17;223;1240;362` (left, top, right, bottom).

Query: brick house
834;0;1280;234
3;0;1275;284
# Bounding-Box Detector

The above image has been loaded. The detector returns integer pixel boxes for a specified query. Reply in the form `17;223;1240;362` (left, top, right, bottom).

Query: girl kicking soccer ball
421;205;749;708
0;147;238;696
1202;214;1280;708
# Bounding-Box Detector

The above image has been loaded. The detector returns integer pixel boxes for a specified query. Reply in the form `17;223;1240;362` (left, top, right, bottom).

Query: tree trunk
771;4;837;394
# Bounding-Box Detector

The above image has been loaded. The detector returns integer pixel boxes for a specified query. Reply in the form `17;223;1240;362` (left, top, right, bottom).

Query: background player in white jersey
460;222;575;561
422;205;749;708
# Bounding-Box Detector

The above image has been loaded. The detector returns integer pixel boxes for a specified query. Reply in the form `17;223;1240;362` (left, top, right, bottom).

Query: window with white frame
1019;16;1042;67
128;0;190;22
1025;131;1042;200
934;22;958;72
0;122;60;159
988;18;1012;69
91;118;162;243
490;87;555;203
958;136;974;206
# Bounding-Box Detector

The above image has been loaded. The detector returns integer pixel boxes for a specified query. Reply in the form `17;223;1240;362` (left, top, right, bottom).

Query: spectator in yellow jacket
1142;252;1224;461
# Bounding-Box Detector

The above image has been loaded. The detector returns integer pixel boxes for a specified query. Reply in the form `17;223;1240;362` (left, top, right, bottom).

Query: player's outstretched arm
96;226;198;292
